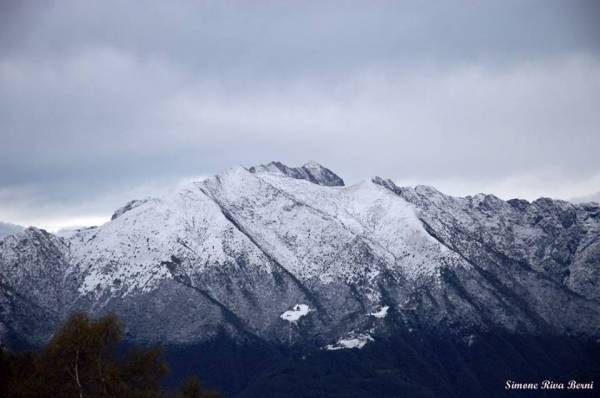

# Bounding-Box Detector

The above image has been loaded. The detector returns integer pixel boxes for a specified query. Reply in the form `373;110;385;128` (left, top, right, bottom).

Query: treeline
0;313;219;398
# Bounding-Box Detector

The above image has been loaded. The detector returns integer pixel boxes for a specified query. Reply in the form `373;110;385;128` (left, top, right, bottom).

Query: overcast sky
1;1;600;230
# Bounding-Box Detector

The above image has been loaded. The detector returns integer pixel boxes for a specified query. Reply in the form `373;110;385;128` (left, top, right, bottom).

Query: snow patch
280;304;311;323
324;332;374;351
370;305;389;319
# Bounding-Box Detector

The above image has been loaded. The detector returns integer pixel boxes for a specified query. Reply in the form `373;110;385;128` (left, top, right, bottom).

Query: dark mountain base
163;332;600;398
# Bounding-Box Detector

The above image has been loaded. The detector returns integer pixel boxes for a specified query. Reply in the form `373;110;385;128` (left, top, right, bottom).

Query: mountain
1;162;599;397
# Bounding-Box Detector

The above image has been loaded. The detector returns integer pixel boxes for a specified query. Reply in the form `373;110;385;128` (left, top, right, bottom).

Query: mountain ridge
1;162;599;352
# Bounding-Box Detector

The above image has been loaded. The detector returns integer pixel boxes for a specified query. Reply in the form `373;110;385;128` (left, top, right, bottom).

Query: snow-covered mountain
1;161;600;351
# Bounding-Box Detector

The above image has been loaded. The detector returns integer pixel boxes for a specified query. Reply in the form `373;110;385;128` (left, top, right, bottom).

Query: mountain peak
248;161;344;186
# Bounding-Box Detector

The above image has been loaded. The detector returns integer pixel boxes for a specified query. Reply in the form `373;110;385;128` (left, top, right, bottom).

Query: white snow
370;305;389;319
324;332;374;350
280;304;311;323
69;177;274;297
63;162;470;302
256;172;468;280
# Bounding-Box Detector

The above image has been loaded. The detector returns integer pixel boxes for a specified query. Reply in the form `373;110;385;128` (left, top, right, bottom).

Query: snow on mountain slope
280;304;311;323
61;177;327;342
257;172;468;280
374;178;600;333
379;181;600;298
110;198;151;220
200;166;396;284
0;228;73;346
1;162;600;349
0;228;71;310
67;187;274;297
324;331;374;350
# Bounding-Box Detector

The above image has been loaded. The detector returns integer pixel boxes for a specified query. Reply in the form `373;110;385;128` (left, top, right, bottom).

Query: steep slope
1;162;599;353
65;181;315;344
0;228;72;346
374;178;600;334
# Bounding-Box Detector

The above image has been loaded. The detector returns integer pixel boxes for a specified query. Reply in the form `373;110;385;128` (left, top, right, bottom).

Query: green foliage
0;313;218;398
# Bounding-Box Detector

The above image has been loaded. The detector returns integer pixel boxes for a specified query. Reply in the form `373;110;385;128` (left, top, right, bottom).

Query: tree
1;313;218;398
0;344;12;396
38;313;124;397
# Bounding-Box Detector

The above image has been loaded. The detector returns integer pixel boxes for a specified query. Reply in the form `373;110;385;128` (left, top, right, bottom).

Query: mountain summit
1;162;599;396
248;161;345;186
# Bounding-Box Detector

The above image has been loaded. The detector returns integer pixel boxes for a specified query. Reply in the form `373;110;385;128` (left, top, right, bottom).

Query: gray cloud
1;1;599;229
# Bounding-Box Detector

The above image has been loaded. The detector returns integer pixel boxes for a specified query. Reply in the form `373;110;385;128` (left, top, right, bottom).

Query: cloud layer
1;1;599;229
